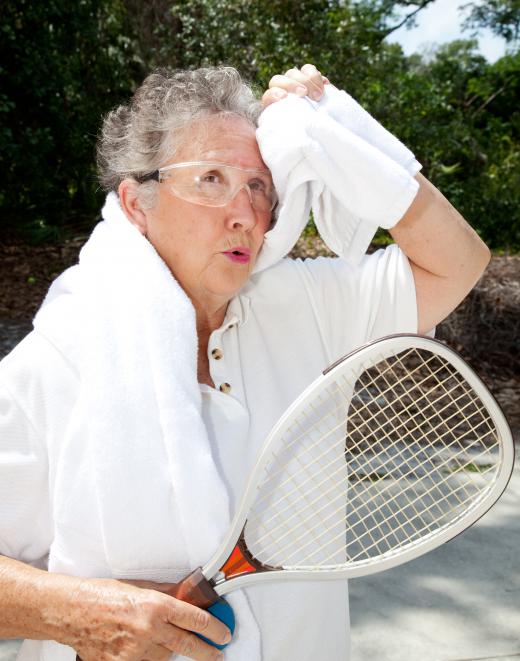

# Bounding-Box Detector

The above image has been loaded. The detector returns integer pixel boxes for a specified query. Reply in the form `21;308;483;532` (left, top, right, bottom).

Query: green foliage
0;0;139;242
462;0;520;44
363;39;520;249
0;0;518;250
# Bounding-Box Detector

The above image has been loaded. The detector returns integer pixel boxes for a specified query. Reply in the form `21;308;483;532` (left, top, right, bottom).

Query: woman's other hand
261;64;330;108
62;576;229;660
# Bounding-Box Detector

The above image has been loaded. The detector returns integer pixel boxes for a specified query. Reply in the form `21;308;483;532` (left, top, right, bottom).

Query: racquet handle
75;568;219;660
161;566;220;607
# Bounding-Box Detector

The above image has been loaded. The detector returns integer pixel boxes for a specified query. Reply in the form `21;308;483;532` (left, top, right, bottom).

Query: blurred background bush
0;0;519;250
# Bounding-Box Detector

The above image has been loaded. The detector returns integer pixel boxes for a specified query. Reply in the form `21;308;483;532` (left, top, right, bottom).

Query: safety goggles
136;161;278;213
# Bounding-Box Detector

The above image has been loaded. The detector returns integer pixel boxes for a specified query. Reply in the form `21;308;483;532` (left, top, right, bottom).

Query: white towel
254;85;422;272
33;192;260;660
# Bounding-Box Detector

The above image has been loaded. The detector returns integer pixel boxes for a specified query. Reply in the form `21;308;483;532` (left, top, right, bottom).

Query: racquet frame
191;334;514;598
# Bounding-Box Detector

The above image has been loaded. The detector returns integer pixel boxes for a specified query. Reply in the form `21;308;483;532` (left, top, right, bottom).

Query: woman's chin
203;267;251;300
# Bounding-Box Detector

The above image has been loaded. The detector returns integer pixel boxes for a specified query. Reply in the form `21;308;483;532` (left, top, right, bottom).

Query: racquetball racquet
164;334;514;608
76;334;514;658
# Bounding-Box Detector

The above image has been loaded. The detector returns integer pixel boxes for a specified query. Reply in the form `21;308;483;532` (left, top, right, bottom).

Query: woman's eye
201;171;222;185
249;178;267;192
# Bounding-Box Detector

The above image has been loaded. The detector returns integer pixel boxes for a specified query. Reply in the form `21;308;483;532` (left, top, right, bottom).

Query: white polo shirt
0;246;417;661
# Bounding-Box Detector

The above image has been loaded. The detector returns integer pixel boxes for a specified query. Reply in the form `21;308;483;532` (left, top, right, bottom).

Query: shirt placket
207;314;244;403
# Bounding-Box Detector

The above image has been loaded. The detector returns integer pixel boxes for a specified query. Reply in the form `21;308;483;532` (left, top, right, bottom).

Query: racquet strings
243;346;501;570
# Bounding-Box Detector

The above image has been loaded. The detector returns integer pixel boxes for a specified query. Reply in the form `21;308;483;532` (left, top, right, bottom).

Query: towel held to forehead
254;84;422;273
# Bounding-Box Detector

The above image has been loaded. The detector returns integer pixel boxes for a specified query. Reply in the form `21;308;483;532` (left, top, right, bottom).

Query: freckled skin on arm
390;174;491;334
0;555;228;660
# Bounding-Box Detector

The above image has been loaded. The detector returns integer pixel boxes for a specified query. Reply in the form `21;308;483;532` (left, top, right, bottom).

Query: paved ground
1;451;518;661
0;641;20;661
350;447;520;661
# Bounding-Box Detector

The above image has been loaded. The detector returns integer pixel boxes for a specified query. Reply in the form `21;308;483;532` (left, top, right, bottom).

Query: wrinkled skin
56;577;229;661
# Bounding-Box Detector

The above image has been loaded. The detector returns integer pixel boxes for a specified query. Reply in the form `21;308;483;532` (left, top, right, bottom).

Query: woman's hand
57;576;229;661
261;64;330;108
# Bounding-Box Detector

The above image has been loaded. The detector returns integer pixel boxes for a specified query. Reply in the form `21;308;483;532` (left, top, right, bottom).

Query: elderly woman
0;64;489;661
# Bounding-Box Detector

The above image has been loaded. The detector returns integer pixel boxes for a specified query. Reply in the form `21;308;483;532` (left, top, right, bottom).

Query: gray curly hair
96;66;262;200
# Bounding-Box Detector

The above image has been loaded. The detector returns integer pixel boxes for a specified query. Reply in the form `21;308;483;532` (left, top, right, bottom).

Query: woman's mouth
222;247;251;264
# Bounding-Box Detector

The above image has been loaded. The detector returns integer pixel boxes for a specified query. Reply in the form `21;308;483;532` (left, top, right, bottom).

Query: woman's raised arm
389;173;490;334
261;65;490;335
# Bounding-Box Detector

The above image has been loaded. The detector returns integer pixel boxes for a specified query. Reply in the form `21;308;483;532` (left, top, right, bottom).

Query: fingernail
295;85;307;96
223;629;232;644
272;89;287;99
310;90;322;101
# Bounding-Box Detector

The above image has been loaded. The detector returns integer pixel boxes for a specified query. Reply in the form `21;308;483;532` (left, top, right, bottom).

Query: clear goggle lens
153;161;277;212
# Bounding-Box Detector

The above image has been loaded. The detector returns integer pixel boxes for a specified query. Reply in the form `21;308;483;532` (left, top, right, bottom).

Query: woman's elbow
468;234;491;287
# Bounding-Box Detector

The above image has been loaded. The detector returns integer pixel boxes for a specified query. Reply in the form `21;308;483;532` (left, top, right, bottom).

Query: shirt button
219;382;231;393
211;348;223;360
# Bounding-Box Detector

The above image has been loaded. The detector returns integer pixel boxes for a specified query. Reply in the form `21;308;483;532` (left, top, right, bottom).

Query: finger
141;642;184;660
285;65;325;100
268;73;308;97
261;86;288;108
164;599;231;647
300;63;327;98
284;67;321;97
161;629;224;660
273;68;323;101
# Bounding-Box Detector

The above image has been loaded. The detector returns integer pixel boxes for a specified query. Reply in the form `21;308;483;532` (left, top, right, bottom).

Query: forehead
174;114;266;170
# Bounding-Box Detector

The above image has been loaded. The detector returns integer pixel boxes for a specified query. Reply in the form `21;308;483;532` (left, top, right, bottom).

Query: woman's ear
118;179;149;236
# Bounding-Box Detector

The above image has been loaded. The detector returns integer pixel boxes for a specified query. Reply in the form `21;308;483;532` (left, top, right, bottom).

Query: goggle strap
134;171;160;184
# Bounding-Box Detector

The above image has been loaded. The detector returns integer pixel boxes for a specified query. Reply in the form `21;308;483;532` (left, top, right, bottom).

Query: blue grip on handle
196;598;235;650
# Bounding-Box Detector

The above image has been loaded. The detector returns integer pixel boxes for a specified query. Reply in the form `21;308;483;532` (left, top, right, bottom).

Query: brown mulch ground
290;236;520;438
1;236;519;437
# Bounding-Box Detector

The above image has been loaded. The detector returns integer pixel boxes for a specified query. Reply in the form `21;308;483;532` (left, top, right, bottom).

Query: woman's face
143;115;272;312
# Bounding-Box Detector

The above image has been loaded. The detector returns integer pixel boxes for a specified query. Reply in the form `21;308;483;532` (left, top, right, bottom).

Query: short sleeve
0;331;76;564
294;244;417;363
0;381;52;563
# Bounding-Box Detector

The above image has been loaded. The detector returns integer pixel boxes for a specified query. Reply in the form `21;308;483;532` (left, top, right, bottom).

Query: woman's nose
226;186;258;230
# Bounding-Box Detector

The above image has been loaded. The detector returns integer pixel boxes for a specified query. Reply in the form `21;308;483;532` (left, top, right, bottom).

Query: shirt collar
222;294;250;329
